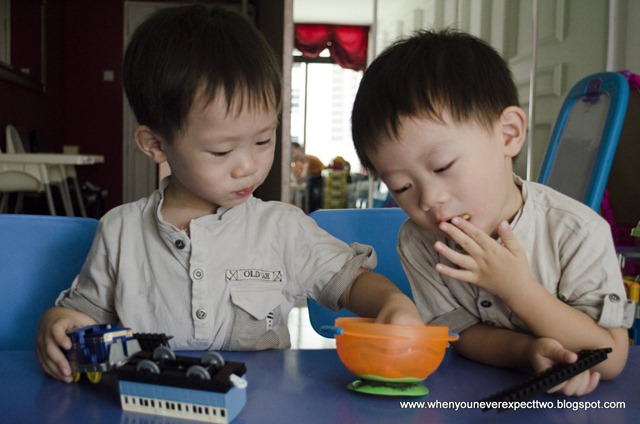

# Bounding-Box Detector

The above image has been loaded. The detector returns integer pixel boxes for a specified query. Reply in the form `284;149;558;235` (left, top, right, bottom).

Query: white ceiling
293;0;374;25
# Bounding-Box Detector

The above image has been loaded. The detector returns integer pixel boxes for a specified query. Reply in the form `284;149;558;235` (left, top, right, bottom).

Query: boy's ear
499;106;527;158
134;125;168;164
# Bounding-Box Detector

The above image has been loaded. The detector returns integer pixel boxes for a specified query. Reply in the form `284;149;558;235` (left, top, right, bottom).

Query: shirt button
480;300;492;308
195;308;207;320
193;269;204;280
175;240;185;249
484;320;495;326
609;293;620;303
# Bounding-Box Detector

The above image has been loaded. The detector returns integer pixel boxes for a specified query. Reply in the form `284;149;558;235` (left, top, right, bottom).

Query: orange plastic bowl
333;317;458;382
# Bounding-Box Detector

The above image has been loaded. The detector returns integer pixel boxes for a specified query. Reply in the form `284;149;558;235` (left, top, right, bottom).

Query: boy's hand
434;218;536;302
374;293;424;326
530;337;600;397
36;307;96;383
341;269;423;327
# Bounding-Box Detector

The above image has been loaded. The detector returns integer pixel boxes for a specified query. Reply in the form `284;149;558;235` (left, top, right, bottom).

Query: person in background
291;141;325;184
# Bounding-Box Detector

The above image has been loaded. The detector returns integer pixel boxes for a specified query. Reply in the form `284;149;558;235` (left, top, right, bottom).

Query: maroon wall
0;0;55;154
61;1;124;211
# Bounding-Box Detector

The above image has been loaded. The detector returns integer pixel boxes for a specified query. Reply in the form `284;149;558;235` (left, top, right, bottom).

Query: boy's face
162;95;277;213
368;109;525;237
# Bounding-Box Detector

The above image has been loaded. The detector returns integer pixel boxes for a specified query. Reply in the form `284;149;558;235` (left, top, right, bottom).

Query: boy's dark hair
351;29;519;173
123;5;282;143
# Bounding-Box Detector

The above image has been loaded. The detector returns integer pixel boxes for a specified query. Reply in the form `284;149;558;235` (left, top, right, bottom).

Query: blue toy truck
65;323;142;383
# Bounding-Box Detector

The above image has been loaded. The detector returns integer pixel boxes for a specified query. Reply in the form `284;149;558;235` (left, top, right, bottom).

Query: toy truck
65;323;170;383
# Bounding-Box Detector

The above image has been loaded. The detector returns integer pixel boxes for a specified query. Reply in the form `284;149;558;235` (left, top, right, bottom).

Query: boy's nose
418;185;447;212
232;154;257;178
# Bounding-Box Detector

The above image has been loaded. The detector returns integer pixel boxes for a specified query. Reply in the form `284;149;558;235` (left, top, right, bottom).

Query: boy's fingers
434;241;474;269
556;371;600;396
55;333;72;351
559;349;578;364
586;372;601;394
496;220;524;254
36;332;73;383
546;381;566;394
543;343;577;364
50;321;73;350
547;371;586;395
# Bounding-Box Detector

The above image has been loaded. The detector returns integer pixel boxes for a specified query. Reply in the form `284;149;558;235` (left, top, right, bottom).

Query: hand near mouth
432;217;537;303
444;213;470;225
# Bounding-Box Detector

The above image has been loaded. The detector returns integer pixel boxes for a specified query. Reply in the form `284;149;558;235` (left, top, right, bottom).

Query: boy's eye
393;184;411;194
211;151;230;157
256;139;272;146
434;162;453;173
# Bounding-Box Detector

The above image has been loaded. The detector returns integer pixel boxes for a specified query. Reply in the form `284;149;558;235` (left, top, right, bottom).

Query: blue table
1;347;638;423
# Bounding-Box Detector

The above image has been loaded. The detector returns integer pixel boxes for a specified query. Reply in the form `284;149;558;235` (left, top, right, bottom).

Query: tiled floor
287;303;336;349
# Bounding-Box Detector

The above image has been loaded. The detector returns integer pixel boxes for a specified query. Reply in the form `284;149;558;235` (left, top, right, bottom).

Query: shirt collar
510;174;530;233
155;176;241;232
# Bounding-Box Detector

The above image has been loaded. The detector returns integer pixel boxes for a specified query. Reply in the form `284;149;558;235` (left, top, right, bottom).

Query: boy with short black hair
37;5;421;383
351;29;634;396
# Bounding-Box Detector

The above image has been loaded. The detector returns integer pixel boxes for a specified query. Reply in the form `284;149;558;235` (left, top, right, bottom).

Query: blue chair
307;208;412;338
538;71;629;211
0;214;98;350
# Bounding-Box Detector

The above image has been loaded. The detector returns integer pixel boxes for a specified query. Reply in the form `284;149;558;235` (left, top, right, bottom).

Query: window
291;53;363;172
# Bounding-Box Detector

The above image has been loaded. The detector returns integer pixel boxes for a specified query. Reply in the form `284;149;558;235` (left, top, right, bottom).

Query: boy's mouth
446;213;471;224
234;187;253;198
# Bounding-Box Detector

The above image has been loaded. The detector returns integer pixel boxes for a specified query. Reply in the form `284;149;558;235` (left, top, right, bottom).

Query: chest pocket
223;280;289;350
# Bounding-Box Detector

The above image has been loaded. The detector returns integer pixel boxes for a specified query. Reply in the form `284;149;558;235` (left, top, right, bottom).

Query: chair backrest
0;214;98;350
0;142;49;193
6;125;27;153
307;208;411;338
538;72;629;211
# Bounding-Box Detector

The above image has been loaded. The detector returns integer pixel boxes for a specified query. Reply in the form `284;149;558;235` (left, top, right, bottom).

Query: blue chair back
0;214;98;350
538;72;629;211
307;208;411;338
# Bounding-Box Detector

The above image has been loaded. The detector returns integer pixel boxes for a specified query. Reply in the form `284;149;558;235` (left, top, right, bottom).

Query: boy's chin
223;194;253;208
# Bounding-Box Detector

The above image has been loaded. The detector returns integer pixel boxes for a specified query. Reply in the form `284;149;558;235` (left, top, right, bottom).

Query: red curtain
295;24;369;72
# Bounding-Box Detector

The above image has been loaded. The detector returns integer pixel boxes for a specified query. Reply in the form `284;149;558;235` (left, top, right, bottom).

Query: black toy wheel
136;359;161;374
152;346;176;362
201;351;225;369
186;365;211;380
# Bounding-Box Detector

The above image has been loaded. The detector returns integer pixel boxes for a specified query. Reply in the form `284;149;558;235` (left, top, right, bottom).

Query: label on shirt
226;269;283;282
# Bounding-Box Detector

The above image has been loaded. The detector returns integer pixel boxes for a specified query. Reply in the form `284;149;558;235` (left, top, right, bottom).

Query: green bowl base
347;379;429;397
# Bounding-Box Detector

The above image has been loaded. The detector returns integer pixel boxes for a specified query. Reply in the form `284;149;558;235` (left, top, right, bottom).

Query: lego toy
480;348;612;411
64;324;247;422
65;324;171;383
65;324;144;383
117;347;247;423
